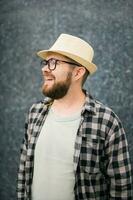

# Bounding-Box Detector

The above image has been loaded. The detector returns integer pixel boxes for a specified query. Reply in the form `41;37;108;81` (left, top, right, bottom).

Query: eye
49;58;57;66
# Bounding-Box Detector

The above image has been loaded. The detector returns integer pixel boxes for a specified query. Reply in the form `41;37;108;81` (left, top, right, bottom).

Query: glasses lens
48;58;56;70
40;58;57;71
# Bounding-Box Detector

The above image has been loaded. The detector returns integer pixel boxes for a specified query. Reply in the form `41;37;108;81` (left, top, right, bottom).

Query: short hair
82;69;89;86
64;55;90;85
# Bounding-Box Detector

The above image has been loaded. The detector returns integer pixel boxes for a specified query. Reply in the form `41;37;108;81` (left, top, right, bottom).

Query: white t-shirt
32;108;81;200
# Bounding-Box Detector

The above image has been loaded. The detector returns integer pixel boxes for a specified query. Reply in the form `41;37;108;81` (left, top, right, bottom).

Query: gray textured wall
0;0;133;199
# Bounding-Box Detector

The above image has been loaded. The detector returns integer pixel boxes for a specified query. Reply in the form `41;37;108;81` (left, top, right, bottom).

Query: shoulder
28;97;52;115
85;91;123;130
95;99;121;124
93;98;123;133
84;91;122;127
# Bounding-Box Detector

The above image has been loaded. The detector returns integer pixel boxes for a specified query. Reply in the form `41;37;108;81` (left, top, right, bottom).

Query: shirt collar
42;90;97;115
81;90;97;115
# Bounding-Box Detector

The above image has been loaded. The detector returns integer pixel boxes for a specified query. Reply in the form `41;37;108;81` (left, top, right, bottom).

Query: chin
42;85;52;96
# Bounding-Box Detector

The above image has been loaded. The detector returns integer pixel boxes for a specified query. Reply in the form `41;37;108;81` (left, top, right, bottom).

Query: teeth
44;76;54;81
45;79;53;81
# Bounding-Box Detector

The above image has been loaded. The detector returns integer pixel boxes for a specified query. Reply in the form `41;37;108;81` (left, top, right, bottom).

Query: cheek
54;70;67;80
54;66;73;80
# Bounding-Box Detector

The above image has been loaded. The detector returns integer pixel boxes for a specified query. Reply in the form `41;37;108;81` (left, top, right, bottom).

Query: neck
51;87;86;116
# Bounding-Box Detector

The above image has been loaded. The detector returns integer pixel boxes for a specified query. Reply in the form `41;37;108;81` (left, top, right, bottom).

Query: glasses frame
40;58;81;71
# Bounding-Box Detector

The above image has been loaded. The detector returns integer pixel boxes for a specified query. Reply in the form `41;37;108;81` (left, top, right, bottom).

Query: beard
41;71;72;99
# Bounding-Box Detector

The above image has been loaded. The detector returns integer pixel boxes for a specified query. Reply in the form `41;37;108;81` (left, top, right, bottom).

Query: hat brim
37;49;97;74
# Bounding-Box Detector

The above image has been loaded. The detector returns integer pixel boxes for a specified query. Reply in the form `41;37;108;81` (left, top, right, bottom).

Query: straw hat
37;33;97;74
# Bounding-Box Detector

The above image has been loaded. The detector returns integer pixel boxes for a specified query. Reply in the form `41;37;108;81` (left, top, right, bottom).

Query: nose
41;65;50;74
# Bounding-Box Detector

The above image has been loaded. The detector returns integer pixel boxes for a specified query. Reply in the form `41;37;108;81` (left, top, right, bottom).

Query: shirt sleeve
16;109;30;200
105;118;133;199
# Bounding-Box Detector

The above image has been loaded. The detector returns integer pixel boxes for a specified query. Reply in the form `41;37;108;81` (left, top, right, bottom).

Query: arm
16;111;30;200
105;119;133;199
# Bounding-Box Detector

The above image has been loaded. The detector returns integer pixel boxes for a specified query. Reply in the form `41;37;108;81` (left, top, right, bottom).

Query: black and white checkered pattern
17;91;133;200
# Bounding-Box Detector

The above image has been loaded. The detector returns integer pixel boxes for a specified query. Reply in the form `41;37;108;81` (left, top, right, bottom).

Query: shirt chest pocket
80;134;105;174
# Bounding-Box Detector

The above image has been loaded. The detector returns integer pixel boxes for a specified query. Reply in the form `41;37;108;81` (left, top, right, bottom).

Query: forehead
46;52;69;60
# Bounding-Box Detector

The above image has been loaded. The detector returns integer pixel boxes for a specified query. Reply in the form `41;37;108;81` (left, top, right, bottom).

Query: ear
73;67;86;81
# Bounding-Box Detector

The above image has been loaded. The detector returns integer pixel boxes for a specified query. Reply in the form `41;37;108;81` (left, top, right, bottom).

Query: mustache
42;72;55;78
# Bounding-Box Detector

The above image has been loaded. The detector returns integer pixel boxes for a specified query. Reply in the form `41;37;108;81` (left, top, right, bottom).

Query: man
17;33;132;200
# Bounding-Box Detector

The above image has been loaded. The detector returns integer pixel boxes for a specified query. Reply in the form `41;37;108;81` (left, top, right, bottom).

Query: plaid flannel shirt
17;91;132;200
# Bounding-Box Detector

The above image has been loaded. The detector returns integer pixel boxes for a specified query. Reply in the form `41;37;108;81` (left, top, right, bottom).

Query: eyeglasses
40;58;81;71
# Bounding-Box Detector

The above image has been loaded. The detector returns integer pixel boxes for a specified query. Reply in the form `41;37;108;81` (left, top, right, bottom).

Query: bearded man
17;33;132;200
